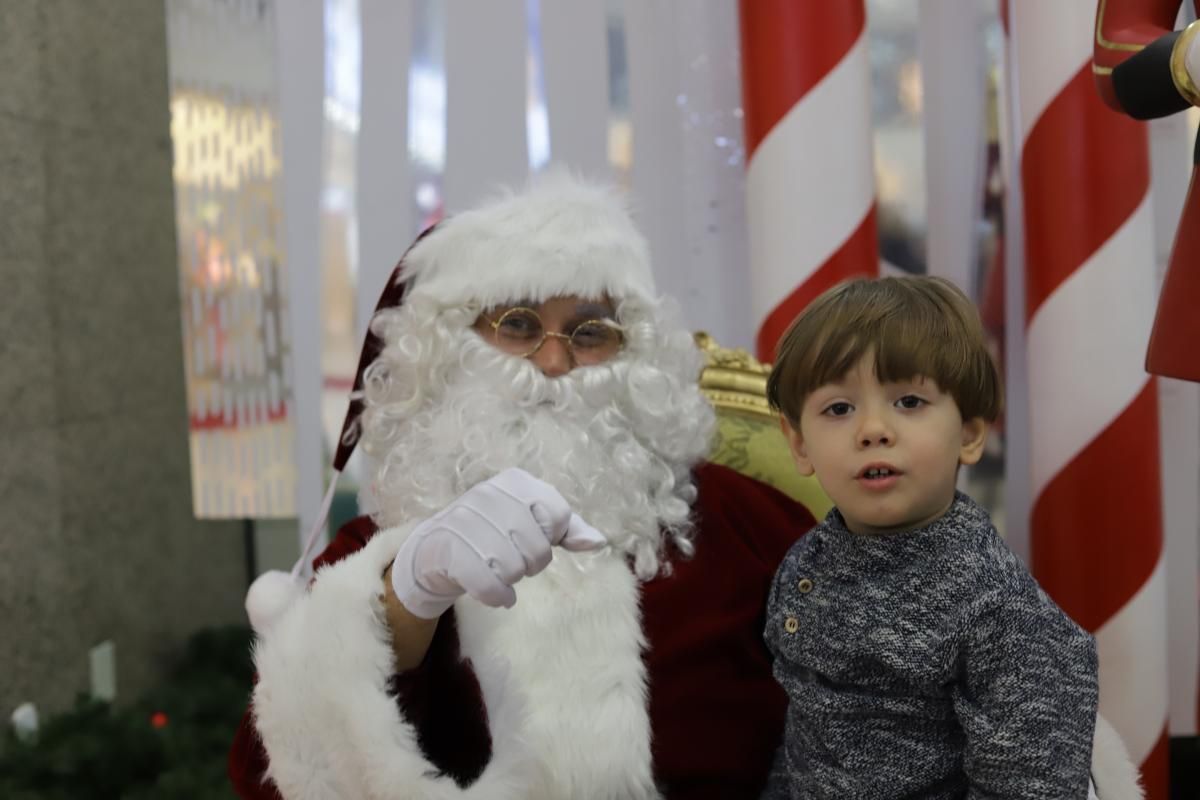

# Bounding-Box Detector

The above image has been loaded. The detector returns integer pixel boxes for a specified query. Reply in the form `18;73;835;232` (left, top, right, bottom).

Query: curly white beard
357;298;716;580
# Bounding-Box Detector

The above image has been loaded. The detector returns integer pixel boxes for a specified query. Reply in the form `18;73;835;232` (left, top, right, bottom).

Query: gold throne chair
695;333;832;521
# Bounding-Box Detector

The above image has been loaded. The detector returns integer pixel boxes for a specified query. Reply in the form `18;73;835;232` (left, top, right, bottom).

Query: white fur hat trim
402;170;657;310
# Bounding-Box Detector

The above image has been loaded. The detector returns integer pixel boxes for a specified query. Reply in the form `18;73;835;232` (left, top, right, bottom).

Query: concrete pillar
0;0;246;715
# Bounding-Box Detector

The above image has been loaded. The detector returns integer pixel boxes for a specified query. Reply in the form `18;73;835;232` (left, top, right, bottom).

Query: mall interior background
1;0;1197;793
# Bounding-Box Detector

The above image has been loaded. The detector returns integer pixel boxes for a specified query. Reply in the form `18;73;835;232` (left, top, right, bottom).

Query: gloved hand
390;467;607;618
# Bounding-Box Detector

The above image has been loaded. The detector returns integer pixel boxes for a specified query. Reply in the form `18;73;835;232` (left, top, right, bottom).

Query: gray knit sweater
761;492;1098;799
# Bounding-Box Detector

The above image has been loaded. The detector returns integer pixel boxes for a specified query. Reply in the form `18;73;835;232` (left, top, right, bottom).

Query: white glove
390;468;607;618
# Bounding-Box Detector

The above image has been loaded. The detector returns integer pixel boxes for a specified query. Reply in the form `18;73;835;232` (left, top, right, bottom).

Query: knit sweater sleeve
953;589;1099;799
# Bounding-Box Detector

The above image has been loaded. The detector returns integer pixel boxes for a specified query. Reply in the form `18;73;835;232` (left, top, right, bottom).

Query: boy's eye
822;402;853;417
896;395;925;410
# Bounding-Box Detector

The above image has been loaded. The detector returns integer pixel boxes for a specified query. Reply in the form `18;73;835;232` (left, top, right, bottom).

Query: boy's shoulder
920;495;1053;616
956;518;1025;580
947;502;1090;642
942;493;1021;572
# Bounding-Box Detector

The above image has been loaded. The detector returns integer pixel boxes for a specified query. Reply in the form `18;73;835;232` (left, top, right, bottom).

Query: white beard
358;298;715;579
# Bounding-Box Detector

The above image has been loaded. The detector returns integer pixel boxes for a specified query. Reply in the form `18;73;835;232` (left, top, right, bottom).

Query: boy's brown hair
765;276;1003;425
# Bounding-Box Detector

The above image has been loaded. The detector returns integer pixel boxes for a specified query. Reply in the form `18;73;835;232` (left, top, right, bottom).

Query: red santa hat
247;172;658;633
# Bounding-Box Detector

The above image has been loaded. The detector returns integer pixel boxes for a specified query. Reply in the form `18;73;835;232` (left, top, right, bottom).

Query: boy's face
781;352;989;535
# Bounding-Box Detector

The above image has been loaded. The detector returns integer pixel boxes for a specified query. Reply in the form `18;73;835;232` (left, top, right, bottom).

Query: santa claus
228;173;815;799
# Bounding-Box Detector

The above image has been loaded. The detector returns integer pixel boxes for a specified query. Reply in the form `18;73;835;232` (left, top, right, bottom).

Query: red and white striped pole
739;0;878;361
1010;3;1168;797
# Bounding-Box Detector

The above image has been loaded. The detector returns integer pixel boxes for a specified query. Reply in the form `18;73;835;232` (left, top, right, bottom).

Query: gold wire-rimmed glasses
479;306;625;365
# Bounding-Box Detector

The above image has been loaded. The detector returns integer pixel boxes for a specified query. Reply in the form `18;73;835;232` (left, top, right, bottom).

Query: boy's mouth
857;463;902;487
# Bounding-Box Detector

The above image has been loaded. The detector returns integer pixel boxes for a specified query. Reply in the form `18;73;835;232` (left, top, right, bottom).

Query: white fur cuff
250;526;534;799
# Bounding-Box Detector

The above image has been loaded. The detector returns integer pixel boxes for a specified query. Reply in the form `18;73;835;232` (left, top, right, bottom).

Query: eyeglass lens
492;308;622;363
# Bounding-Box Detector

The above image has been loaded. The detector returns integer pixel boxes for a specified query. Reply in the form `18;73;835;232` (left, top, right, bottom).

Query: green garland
0;626;255;800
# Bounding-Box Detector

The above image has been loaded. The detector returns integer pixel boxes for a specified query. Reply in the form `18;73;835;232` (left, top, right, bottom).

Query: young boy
761;276;1099;799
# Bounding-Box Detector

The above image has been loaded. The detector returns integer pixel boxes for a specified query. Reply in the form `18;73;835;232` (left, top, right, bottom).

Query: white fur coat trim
1090;714;1144;800
452;552;659;799
250;526;661;800
251;525;533;800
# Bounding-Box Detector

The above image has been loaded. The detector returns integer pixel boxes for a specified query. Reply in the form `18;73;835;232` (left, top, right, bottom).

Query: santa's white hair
358;290;715;580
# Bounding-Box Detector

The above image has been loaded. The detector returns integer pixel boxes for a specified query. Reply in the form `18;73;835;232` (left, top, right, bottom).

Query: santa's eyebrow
572;302;616;319
493;299;616;320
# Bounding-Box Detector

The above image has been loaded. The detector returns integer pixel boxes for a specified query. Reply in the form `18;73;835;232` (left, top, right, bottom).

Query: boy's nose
856;412;893;448
860;431;892;447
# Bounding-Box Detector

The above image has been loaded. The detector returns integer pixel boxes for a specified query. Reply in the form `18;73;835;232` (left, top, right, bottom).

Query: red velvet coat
229;463;815;799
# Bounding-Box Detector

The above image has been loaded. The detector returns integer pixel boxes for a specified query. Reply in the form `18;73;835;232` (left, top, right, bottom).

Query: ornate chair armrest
695;332;833;520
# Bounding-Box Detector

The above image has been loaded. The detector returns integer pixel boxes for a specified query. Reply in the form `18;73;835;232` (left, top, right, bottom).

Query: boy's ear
959;417;989;466
780;415;816;477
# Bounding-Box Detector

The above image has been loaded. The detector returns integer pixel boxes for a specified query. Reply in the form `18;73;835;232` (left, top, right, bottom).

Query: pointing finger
559;513;608;552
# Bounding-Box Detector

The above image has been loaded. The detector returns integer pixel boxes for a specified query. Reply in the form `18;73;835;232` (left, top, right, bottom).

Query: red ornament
150;711;169;729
